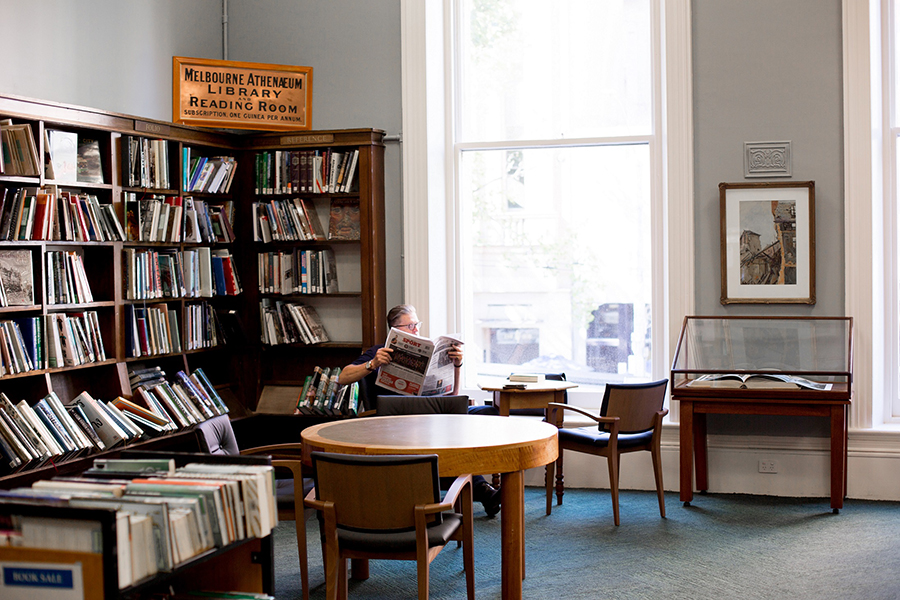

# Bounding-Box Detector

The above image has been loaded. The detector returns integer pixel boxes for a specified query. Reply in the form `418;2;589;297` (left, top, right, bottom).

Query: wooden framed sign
173;56;312;131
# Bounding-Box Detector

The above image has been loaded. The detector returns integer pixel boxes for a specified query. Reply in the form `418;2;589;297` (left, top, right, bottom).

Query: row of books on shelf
46;249;94;305
125;247;242;300
253;197;361;243
0;456;272;590
254;148;359;195
294;366;361;415
124;135;171;190
125;194;235;244
258;247;337;295
128;366;229;431
0;367;228;474
125;301;224;358
0;312;107;376
0;185;126;242
183;150;237;194
0;119;40;177
252;197;324;242
259;299;329;346
0;249;97;309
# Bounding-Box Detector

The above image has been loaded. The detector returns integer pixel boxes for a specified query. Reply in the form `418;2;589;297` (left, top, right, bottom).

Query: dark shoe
474;481;501;518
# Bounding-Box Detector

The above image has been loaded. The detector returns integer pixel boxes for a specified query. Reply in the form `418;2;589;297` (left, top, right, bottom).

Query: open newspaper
374;328;463;396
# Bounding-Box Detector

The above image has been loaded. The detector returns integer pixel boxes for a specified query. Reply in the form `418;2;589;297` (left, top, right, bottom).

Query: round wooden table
302;414;559;600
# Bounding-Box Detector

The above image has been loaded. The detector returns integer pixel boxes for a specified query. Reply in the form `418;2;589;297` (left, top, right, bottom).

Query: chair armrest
547;402;618;425
241;442;305;456
271;458;305;479
426;474;471;514
303;488;327;511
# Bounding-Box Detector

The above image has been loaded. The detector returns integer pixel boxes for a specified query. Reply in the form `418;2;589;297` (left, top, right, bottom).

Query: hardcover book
0;249;34;305
76;137;104;183
328;198;360;240
46;129;78;182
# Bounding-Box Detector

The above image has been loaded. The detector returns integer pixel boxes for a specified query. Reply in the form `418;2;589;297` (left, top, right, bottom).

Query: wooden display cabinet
671;315;854;511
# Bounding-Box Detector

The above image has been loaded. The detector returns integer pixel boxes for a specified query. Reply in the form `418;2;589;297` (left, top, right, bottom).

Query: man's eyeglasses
397;321;422;332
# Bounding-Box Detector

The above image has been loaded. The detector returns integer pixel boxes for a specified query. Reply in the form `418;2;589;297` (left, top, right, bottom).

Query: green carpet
273;487;900;599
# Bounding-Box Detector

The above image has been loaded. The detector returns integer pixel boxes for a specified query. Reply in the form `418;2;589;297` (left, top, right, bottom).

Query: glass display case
671;316;853;395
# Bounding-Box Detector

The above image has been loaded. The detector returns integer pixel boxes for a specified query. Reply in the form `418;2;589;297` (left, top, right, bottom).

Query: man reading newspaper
338;304;501;516
374;327;463;396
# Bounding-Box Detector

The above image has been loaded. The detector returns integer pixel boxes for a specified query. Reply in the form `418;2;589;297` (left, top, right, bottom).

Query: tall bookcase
0;94;386;482
240;129;387;401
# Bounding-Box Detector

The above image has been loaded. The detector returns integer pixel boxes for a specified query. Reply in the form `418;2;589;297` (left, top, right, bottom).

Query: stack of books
295;365;360;416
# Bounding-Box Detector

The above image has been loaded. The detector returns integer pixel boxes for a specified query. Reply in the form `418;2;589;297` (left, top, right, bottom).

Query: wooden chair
305;451;475;600
196;415;315;599
373;394;470;416
238;441;311;600
546;378;669;526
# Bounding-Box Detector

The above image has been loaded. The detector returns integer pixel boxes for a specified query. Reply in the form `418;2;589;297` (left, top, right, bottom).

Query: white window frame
843;0;885;430
399;0;694;413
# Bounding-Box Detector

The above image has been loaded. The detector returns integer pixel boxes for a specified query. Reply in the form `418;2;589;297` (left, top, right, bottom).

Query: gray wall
0;0;223;121
693;0;844;317
692;0;844;436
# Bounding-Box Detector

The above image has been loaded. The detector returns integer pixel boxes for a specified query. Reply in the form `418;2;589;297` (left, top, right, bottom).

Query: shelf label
174;56;313;132
1;562;83;600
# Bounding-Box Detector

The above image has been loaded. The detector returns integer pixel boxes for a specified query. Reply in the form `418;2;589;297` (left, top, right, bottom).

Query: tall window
453;0;661;391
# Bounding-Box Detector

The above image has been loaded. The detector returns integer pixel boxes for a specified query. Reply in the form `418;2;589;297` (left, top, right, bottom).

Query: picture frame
719;180;815;305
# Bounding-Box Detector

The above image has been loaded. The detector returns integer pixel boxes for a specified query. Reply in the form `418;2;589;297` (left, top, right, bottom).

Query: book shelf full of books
240;129;386;403
0;95;388;492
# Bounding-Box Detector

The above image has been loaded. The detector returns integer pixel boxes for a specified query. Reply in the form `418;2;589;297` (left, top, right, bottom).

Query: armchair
546;379;669;525
305;451;475;600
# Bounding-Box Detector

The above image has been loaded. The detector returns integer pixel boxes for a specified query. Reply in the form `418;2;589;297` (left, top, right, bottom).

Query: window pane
458;0;652;142
459;144;653;389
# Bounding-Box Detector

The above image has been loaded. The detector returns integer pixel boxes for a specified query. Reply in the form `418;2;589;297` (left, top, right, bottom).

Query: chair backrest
599;379;669;434
194;414;240;455
311;451;443;531
375;395;470;415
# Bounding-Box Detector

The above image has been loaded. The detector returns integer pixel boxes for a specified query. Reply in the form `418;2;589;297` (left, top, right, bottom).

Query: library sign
173;56;312;131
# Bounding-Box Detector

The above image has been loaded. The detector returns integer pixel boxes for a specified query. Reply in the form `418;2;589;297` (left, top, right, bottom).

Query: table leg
350;558;369;580
830;405;847;511
694;413;708;492
500;470;525;600
547;393;565;507
679;401;694;504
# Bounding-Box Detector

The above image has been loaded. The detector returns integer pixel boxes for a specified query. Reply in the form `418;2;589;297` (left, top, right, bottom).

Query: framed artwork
719;181;815;304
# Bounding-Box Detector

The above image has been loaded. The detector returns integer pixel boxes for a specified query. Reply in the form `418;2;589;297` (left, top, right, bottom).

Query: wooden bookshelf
0;94;386;480
239;129;386;403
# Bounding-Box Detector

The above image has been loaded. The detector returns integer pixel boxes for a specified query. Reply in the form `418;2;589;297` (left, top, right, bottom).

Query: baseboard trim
523;427;900;502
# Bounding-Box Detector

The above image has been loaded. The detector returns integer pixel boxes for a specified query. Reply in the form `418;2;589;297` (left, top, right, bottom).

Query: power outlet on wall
758;459;778;473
